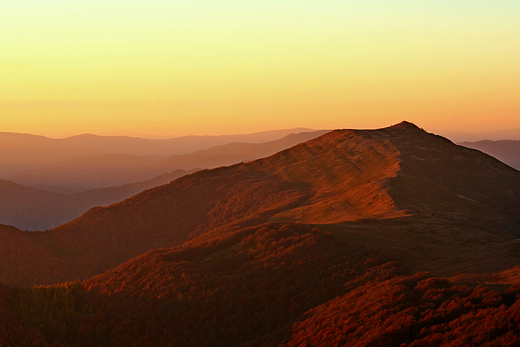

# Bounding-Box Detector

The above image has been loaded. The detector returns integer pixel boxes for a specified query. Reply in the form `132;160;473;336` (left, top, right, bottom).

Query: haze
1;1;519;138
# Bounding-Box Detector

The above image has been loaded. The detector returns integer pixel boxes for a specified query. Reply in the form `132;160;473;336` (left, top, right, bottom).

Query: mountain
0;180;73;230
0;131;325;230
0;128;314;177
152;130;329;173
2;122;520;346
0;132;172;177
3;129;324;189
2;121;520;286
155;127;317;154
459;140;520;170
437;127;520;142
11;153;168;189
6;222;520;346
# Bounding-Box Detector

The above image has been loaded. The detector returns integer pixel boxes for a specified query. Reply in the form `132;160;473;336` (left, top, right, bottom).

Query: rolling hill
5;130;327;189
0;128;314;186
1;121;519;286
2;122;520;345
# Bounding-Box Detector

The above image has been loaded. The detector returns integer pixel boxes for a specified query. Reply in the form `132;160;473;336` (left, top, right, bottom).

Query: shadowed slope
2;122;520;286
0;224;70;286
10;223;394;347
385;122;520;232
0;170;192;231
9;223;520;346
35;169;309;285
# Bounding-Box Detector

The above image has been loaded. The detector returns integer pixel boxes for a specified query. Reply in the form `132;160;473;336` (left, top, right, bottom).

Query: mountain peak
390;121;421;130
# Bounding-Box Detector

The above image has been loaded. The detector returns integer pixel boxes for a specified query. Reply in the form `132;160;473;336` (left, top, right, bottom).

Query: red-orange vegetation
11;223;395;346
0;224;69;286
2;122;520;288
2;122;520;346
282;273;520;347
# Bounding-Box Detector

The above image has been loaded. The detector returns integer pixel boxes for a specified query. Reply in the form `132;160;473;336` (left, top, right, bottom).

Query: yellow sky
1;1;519;138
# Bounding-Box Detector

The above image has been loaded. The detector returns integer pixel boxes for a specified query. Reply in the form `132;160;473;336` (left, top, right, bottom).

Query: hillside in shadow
2;122;520;346
0;122;519;287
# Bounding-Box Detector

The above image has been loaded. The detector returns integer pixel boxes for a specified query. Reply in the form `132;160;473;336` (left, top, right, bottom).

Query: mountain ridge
4;130;327;189
2;121;520;346
1;121;520;286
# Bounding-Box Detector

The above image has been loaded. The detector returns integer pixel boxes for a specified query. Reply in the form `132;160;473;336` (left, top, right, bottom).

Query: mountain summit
1;122;520;286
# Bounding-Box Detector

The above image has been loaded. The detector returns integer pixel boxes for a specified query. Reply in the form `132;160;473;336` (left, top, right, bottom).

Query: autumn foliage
2;123;520;346
2;223;520;346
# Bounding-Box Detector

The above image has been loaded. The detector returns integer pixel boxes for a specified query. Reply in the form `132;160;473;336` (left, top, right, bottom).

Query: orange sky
1;1;519;138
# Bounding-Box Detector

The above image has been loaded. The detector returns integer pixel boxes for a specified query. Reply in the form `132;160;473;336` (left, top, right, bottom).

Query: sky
1;1;519;138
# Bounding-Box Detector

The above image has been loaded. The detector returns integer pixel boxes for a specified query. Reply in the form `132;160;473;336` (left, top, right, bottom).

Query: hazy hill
0;180;73;230
459;140;520;170
439;127;520;142
2;122;520;287
152;130;329;173
0;170;192;231
0;128;313;178
12;153;168;189
4;130;324;189
0;131;325;230
0;132;172;177
156;127;316;154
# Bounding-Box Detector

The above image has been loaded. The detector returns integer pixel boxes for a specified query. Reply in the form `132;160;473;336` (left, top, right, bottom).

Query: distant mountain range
2;122;520;346
0;130;327;230
0;128;313;173
1;128;323;189
436;127;520;142
459;140;520;170
2;121;520;286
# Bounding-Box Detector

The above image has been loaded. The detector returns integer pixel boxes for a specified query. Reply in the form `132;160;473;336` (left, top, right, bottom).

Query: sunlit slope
243;128;404;223
2;121;520;286
240;121;520;229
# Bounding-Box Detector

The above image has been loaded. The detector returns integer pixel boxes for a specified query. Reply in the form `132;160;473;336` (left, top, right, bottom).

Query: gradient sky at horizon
1;1;519;138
